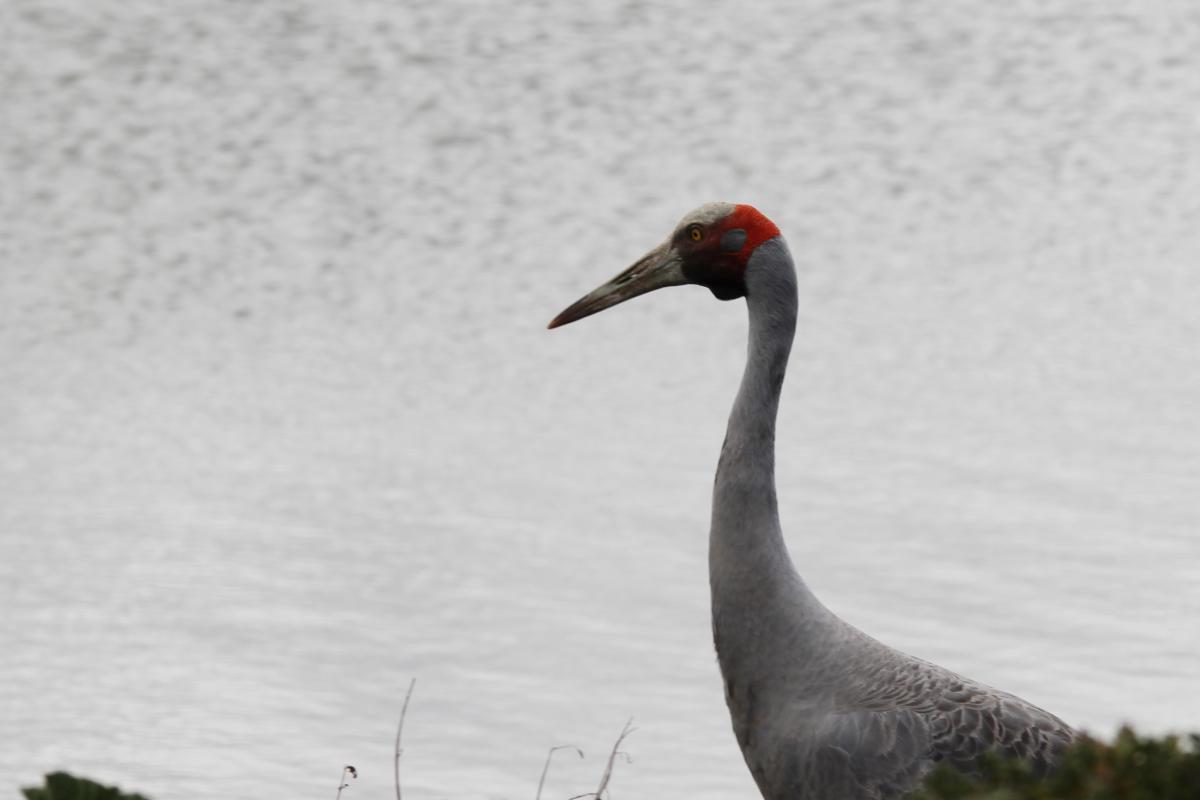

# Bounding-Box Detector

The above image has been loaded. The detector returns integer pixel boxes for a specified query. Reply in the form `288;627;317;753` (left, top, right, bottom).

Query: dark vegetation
21;772;149;800
21;727;1199;799
914;727;1200;800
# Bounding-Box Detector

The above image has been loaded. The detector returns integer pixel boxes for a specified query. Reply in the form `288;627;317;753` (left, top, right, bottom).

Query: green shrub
914;727;1200;800
21;772;150;800
19;729;1200;800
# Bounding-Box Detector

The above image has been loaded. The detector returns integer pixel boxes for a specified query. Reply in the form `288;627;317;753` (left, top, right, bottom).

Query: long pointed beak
548;241;686;329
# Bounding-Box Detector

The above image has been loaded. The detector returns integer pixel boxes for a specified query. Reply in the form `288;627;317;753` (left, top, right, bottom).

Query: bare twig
395;678;416;800
335;765;357;799
535;745;584;800
569;718;636;800
595;718;636;799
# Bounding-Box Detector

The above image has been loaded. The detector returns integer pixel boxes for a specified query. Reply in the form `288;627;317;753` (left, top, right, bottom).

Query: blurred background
3;0;1199;798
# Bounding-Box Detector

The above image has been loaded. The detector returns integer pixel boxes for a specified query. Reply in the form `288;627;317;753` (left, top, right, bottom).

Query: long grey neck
710;238;827;682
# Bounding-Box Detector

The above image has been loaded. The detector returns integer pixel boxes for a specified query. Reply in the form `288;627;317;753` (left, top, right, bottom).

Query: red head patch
677;203;780;300
724;204;780;264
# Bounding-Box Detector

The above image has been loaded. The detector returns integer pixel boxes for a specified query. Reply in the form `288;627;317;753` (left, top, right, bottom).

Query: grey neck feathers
709;237;828;682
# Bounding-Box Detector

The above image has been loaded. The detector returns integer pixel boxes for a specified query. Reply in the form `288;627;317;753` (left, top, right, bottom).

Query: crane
548;203;1076;800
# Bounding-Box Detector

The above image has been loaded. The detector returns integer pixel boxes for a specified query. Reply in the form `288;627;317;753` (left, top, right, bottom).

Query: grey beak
548;242;686;329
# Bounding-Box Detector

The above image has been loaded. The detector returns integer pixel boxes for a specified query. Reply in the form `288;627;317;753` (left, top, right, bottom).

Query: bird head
548;202;781;329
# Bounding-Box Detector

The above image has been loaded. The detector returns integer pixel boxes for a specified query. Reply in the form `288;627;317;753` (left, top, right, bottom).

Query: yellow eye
689;226;703;242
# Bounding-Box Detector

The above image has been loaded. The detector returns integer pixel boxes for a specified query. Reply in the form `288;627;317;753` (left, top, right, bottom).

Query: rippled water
3;1;1200;798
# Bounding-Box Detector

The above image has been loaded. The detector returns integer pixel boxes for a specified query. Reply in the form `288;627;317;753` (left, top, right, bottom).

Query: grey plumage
551;206;1076;800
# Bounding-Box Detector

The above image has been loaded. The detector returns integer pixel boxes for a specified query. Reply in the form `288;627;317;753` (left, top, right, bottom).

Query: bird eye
688;226;704;242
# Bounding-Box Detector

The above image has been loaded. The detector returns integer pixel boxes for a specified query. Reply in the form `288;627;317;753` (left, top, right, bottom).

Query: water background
3;1;1199;798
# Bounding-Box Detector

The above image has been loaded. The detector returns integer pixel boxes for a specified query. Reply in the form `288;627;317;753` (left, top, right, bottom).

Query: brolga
548;203;1075;800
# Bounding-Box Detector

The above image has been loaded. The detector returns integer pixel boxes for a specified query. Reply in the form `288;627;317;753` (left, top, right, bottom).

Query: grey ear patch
720;228;747;252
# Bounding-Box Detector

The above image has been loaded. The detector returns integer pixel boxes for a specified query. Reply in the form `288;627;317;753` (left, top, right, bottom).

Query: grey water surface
3;1;1199;798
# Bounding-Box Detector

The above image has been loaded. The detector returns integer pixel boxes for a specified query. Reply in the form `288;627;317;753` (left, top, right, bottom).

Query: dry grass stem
535;745;585;800
569;718;636;800
395;678;416;800
335;765;358;799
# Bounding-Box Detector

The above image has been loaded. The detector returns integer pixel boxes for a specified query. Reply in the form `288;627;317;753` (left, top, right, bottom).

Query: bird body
550;203;1075;799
